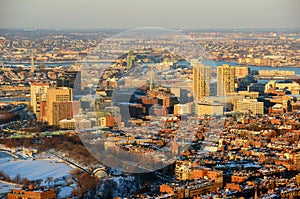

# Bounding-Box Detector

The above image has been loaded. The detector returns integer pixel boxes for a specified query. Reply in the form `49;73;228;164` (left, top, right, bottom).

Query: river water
203;60;300;74
5;61;300;74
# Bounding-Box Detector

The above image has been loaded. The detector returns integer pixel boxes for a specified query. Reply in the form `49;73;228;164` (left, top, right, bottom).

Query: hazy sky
0;0;299;29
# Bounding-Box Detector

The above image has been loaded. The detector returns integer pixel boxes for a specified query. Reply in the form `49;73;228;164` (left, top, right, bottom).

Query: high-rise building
30;55;35;73
57;70;81;94
192;61;211;101
46;87;72;125
217;64;235;96
30;83;49;120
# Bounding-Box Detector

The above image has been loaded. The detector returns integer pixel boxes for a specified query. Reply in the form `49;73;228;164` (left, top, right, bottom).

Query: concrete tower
30;82;49;121
30;54;35;73
192;60;211;101
217;64;235;96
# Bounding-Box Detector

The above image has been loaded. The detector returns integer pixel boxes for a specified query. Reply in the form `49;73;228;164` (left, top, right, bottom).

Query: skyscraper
30;55;35;73
217;64;235;96
30;82;49;120
46;87;72;125
57;63;81;95
192;61;211;101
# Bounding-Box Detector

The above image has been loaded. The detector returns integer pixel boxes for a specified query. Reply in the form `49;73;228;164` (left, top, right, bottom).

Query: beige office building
235;98;264;115
265;80;300;94
46;87;72;125
174;103;192;115
196;102;224;116
238;91;259;99
30;83;49;120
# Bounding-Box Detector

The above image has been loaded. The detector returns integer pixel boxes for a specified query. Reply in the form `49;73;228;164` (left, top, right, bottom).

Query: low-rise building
196;102;223;116
235;98;264;115
8;188;56;199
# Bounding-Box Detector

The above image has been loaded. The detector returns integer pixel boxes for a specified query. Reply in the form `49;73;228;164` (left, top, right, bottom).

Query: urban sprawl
0;29;300;199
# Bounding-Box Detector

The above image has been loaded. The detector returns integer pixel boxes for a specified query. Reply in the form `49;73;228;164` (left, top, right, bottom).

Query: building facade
192;61;211;101
235;98;264;115
46;87;72;125
8;189;56;199
30;83;49;120
217;64;235;96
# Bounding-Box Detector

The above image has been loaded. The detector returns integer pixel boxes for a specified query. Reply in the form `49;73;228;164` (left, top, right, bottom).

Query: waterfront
1;28;300;198
4;60;300;74
249;65;300;74
203;60;300;74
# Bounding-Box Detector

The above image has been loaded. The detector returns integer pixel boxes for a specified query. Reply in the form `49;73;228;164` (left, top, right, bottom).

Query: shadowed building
57;70;81;94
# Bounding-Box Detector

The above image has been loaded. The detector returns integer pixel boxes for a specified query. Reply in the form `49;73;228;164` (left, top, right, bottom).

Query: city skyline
1;29;300;198
0;0;299;29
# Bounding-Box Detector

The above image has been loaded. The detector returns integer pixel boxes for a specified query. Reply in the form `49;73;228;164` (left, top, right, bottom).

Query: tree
22;178;31;186
45;177;53;187
70;169;99;199
13;174;22;184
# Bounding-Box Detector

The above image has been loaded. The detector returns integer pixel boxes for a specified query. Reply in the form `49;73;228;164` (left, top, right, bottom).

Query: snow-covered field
0;157;72;181
0;153;74;198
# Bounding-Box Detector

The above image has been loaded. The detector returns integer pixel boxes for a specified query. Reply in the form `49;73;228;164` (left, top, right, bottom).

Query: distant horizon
1;0;299;30
1;27;300;32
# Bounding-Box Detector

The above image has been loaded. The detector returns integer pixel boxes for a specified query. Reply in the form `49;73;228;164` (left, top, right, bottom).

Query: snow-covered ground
0;152;74;198
98;175;141;198
0;181;19;194
0;157;72;181
58;186;74;198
